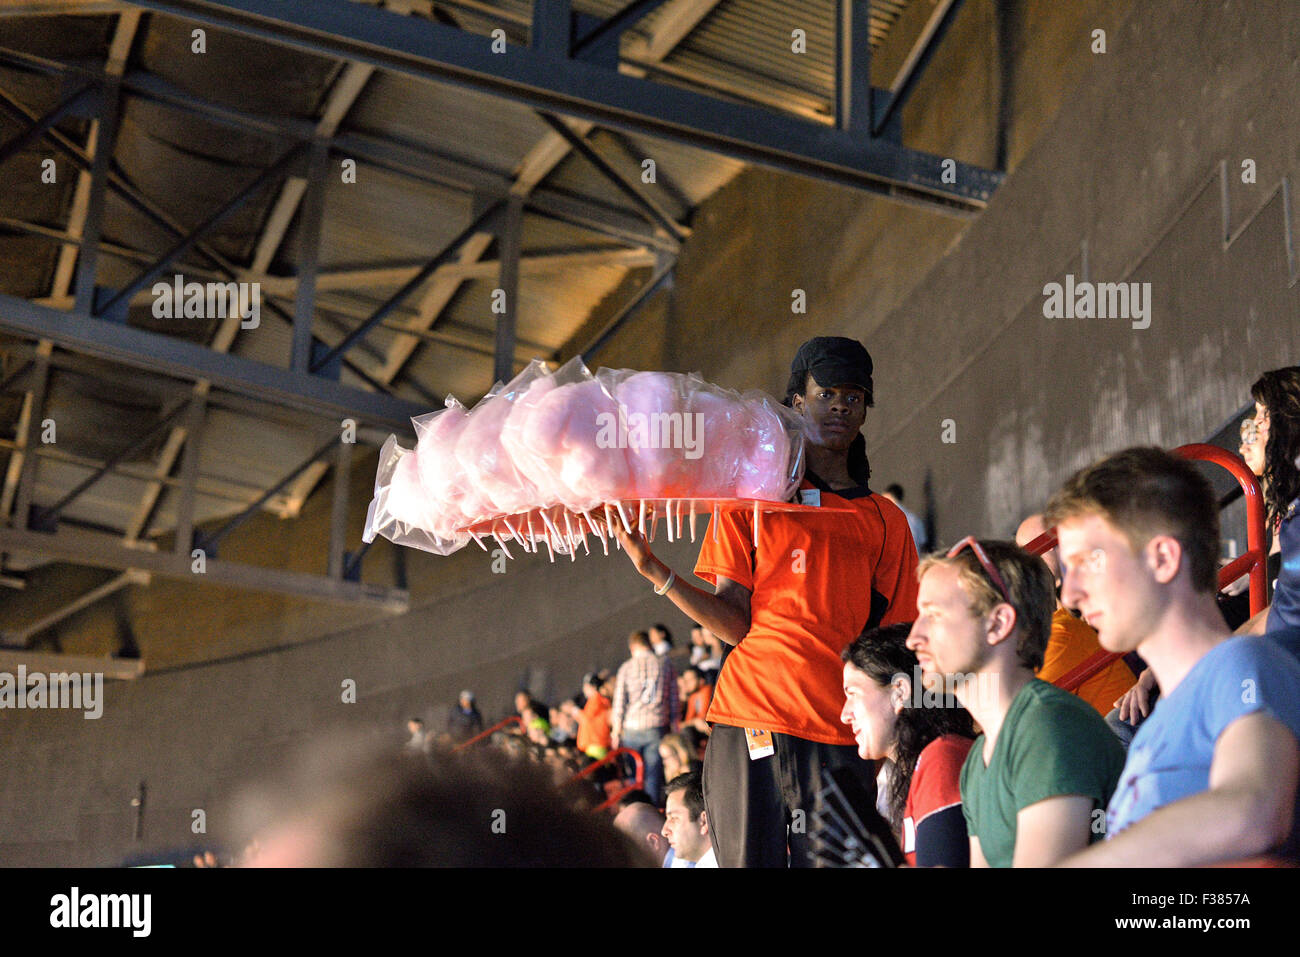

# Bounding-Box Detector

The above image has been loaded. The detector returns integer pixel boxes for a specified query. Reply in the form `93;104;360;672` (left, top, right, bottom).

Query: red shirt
693;482;919;744
902;734;973;867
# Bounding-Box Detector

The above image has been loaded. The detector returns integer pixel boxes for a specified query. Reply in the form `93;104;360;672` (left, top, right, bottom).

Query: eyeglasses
946;536;1013;606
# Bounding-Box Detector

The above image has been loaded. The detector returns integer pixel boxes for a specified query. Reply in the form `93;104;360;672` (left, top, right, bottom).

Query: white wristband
654;570;676;596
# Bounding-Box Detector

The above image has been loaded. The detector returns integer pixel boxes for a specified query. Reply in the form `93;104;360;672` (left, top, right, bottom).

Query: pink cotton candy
735;399;795;500
613;371;695;498
455;392;538;516
386;448;439;532
522;379;630;510
500;375;564;506
414;403;492;531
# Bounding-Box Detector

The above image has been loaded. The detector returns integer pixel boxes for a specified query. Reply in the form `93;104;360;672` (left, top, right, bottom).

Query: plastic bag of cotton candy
364;357;807;557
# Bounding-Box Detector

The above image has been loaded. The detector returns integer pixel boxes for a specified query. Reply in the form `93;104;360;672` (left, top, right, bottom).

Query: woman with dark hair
840;623;975;867
1237;365;1300;634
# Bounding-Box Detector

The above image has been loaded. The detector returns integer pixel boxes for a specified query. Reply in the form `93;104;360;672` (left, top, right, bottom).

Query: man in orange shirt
1015;513;1135;715
607;337;919;866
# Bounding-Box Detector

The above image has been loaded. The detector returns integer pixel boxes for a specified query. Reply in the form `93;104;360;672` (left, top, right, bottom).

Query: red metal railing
452;715;523;752
570;747;644;812
1023;443;1267;693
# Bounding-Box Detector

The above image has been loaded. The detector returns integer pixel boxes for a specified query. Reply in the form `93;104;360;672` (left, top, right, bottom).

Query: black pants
702;723;876;868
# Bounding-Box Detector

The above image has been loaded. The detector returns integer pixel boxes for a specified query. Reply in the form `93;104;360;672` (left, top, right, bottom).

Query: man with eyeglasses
909;537;1125;866
1047;447;1300;866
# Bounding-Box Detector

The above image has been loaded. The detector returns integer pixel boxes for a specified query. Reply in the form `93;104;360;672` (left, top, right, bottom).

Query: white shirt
695;847;718;868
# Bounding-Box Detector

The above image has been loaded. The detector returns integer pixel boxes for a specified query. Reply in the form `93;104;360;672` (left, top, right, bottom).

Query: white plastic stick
638;499;646;538
666;499;675;542
689;500;697;543
616;500;633;535
492;531;513;560
753;499;760;549
676;498;683;540
543;529;555;563
713;503;720;542
589;511;609;555
469;531;488;551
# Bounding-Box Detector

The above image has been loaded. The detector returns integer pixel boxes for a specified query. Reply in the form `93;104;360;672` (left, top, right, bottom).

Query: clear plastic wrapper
362;435;471;555
366;363;807;558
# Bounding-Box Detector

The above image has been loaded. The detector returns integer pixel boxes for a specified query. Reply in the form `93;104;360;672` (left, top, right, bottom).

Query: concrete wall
6;0;1298;865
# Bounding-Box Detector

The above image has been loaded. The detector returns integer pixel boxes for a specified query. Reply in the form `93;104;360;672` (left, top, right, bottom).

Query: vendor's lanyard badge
745;727;775;760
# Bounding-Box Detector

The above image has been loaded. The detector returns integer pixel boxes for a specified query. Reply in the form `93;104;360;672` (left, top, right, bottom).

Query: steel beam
95;144;305;318
132;0;1002;208
327;439;352;580
0;294;426;434
292;140;329;373
309;199;504;373
194;431;342;556
0;649;144;682
836;0;872;135
0;524;409;611
873;0;965;137
537;112;689;242
579;259;674;361
2;569;149;646
494;195;523;384
34;400;189;528
0;82;96;167
572;0;671;63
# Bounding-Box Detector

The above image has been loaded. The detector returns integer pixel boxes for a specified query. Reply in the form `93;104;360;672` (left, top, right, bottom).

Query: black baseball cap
786;336;874;406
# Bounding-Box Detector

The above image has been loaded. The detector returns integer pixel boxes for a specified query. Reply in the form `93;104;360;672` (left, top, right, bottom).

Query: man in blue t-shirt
1046;447;1300;866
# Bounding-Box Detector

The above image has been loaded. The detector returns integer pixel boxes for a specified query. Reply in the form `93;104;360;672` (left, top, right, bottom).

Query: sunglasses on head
946;535;1013;606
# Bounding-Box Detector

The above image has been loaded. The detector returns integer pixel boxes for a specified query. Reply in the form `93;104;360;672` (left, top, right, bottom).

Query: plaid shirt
612;650;679;734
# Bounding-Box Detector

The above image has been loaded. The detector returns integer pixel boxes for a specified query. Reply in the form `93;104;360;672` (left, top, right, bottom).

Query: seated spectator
679;666;713;735
882;483;928;554
576;673;612;759
237;737;647;867
404;717;425;751
658;733;702;784
662;770;716;867
549;701;579;746
613;801;671;866
696;629;724;684
650;623;673;656
910;537;1126;867
689;623;709;665
1015;513;1137;716
446;690;483;744
521;706;551;747
1047;447;1300;865
841;622;975;867
1236;366;1300;636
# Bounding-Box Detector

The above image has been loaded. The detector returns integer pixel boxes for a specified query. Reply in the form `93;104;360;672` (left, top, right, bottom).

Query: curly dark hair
1250;366;1300;523
841;623;975;831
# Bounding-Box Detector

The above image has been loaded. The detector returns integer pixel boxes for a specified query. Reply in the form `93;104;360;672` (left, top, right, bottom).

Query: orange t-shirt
693;481;920;745
1037;607;1136;716
684;685;713;724
577;693;612;754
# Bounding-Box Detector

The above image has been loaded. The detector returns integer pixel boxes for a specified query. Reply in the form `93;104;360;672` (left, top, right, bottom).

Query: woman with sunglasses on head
840;622;976;867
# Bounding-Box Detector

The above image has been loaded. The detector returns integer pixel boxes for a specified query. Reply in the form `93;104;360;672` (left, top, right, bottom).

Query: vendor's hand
594;512;656;576
1115;668;1156;723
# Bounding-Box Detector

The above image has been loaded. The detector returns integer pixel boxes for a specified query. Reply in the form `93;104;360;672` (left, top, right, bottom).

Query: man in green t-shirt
908;537;1126;867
